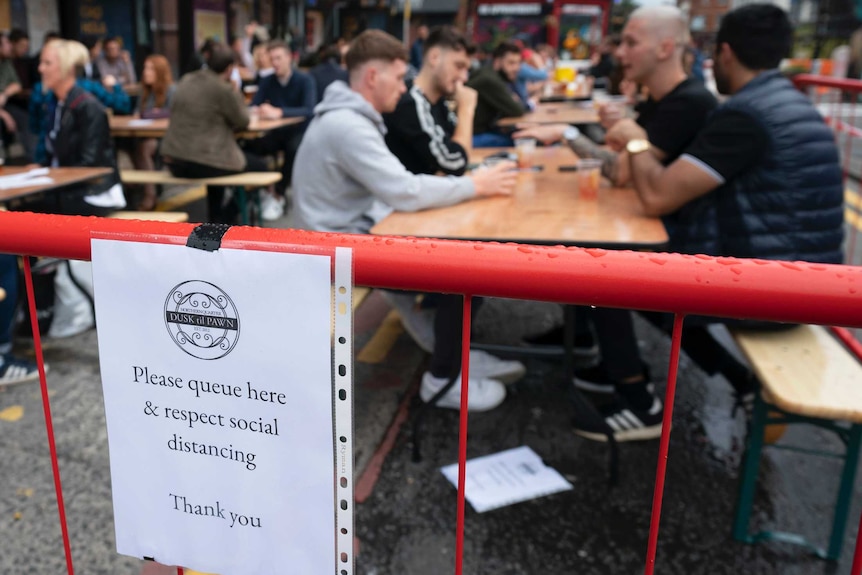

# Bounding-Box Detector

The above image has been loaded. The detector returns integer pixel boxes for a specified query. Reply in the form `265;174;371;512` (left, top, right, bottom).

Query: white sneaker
261;192;285;221
468;350;526;385
420;372;506;412
380;291;435;353
48;261;95;339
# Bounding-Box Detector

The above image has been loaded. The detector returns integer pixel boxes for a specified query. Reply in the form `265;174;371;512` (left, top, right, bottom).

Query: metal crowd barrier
1;213;862;574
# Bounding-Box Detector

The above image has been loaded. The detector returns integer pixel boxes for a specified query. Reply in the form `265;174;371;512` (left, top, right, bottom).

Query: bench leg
827;423;862;560
733;390;768;543
235;186;249;226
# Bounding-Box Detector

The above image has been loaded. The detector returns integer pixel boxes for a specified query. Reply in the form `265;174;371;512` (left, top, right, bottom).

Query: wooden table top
371;147;668;249
498;102;600;127
109;115;303;139
0;167;114;203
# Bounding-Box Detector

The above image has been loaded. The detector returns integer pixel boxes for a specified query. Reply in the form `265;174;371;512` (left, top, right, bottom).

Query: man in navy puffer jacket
574;3;844;443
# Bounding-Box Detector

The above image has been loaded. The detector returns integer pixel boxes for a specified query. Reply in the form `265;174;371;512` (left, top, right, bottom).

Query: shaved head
628;6;689;53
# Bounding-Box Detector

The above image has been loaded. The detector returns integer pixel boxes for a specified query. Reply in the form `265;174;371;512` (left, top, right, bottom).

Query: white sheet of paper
0;176;54;189
440;446;573;513
92;239;336;575
128;119;155;126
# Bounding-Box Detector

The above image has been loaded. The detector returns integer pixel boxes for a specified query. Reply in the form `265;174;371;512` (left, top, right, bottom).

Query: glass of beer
577;159;602;199
514;138;536;170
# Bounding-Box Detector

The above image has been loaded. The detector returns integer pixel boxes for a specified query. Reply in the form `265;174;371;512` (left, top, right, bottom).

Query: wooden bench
731;324;862;560
109;211;189;223
120;170;282;225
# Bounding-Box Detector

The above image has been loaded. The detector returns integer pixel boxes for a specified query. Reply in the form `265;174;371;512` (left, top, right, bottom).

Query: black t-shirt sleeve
643;92;715;160
681;110;768;182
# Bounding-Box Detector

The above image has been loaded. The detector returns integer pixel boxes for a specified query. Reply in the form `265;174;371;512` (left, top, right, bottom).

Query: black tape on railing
186;223;232;252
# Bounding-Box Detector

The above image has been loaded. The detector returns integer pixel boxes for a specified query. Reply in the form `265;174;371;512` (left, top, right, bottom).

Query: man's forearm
628;149;666;215
566;135;620;183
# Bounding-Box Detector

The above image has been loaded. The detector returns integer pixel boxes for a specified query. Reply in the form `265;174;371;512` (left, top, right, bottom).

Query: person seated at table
466;41;526;148
96;36;136;86
21;39;127;339
0;254;42;386
252;43;274;83
160;43;269;224
247;40;316;221
309;42;348;104
512;7;717;414
0;32;24;162
80;36;102;81
29;43;131;165
132;54;175;210
589;35;619;89
515;45;548;109
380;25;523;381
292;30;520;411
571;4;844;442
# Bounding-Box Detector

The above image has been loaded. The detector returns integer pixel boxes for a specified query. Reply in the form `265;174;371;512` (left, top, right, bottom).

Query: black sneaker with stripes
573;395;664;442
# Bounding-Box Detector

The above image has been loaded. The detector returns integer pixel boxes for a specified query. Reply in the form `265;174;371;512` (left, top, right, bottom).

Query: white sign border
334;247;354;575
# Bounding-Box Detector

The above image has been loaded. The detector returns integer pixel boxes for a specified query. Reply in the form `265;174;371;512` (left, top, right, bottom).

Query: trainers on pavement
261;193;286;221
574;395;664;442
380;291;435;353
468;350;525;385
420;371;506;412
0;354;44;387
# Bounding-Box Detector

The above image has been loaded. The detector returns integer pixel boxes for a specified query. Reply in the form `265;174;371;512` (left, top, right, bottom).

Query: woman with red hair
135;54;175;209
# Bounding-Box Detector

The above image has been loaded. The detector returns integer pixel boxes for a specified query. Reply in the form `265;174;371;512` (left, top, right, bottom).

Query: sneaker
261;193;286;221
574;395;664;442
0;354;44;387
468;350;526;385
524;325;599;359
380;291;435;353
420;372;506;412
573;363;654;395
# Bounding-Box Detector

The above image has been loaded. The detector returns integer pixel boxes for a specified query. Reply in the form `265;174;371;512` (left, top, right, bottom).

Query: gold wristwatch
626;139;651;155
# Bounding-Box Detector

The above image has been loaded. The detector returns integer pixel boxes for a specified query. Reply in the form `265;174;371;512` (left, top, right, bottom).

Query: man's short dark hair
716;4;792;70
345;30;408;73
207;43;235;74
104;36;121;47
9;29;28;43
492;41;521;61
267;40;292;54
423;26;469;57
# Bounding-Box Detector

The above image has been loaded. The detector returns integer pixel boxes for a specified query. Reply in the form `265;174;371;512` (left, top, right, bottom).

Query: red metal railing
3;212;862;574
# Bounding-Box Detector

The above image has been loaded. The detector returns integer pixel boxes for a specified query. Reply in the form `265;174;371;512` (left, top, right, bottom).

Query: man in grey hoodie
293;30;518;411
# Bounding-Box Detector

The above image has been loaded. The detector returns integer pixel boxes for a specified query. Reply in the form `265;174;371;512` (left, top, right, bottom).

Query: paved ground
3;115;862;573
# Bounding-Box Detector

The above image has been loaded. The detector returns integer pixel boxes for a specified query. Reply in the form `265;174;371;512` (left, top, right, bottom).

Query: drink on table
514;138;536;170
577;159;602;199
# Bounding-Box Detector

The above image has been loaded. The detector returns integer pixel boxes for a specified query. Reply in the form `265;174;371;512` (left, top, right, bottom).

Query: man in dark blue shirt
309;43;348;103
248;40;316;219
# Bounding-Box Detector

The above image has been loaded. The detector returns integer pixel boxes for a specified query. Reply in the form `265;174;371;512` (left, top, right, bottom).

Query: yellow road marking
0;405;23;422
357;310;404;364
155;185;207;212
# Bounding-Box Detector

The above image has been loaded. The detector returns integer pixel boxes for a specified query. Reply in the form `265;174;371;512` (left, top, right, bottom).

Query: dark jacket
45;84;120;196
251;70;316;119
160;68;250;171
309;59;348;104
466;65;525;134
672;71;844;264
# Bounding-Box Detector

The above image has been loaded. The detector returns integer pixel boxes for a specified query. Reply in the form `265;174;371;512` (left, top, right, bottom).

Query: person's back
309;57;348;104
160;68;248;171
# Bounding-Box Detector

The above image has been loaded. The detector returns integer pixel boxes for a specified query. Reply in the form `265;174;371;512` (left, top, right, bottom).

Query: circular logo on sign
164;281;240;360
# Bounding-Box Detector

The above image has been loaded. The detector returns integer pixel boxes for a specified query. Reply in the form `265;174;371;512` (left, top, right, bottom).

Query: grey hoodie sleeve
337;117;476;212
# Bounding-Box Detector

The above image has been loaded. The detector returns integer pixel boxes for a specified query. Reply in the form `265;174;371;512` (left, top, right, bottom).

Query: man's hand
605;118;647;152
453;83;477;111
470;161;518;197
121;50;131;64
102;74;117;89
598;102;625;130
512;123;568;145
258;103;283;120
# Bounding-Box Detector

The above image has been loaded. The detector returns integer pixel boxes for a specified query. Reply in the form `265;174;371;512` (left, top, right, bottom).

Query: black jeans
427;295;484;380
165;153;269;224
586;306;777;394
244;124;306;195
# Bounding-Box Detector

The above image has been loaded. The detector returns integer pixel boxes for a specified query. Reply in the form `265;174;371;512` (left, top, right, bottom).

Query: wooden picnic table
497;102;600;127
371;146;667;249
109;115;304;139
0;167;114;203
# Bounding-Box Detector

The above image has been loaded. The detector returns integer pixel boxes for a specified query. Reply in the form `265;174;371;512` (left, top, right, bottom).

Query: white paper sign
91;239;342;575
440;446;573;513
